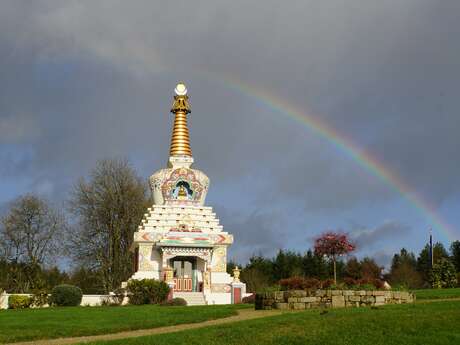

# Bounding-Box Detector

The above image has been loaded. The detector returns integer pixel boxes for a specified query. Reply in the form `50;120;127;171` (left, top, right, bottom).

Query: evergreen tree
69;267;106;294
302;250;329;279
390;248;417;272
450;240;460;273
417;243;449;283
241;255;274;291
360;257;382;279
245;255;274;278
273;250;303;280
344;257;362;279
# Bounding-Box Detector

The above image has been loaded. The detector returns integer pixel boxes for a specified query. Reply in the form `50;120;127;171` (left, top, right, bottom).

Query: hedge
8;295;33;309
127;279;170;305
50;284;83;306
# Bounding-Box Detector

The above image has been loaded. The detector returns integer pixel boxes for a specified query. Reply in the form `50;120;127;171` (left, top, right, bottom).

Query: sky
0;0;459;268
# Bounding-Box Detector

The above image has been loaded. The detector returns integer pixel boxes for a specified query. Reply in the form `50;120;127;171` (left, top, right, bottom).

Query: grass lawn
0;304;248;343
413;287;460;300
84;300;460;345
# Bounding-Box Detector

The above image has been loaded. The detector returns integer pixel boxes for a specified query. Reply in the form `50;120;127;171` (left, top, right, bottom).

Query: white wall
204;292;231;305
0;293;127;309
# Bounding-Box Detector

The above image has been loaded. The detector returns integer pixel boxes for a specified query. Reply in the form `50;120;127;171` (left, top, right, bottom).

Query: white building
128;83;245;305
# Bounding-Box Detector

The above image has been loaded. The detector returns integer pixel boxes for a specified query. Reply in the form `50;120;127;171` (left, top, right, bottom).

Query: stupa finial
169;82;192;157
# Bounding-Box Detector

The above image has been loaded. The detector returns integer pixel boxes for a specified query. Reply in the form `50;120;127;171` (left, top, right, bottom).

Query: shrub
343;277;358;288
8;295;33;309
127;279;170;305
371;278;385;289
279;277;321;290
391;284;409;291
430;258;457;288
255;293;264;310
242;293;255;304
30;289;49;307
329;282;347;290
358;283;375;291
50;284;83;306
255;285;281;294
354;278;385;290
304;278;321;289
161;297;187;306
279;277;305;290
321;279;334;289
112;287;127;305
277;276;386;291
100;288;127;306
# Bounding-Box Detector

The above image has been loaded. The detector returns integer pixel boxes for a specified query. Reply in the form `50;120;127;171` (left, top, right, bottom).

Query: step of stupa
173;292;207;306
138;204;224;233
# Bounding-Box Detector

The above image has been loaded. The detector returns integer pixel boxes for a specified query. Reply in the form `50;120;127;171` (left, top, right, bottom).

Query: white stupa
128;83;246;305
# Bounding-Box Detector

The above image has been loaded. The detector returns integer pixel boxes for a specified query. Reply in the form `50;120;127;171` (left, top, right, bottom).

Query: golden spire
169;82;192;157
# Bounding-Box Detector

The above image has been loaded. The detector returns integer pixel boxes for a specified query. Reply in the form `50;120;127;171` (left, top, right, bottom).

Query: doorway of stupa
170;256;206;292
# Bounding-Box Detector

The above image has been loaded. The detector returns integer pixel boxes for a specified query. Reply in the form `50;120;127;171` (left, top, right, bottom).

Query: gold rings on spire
169;83;192;157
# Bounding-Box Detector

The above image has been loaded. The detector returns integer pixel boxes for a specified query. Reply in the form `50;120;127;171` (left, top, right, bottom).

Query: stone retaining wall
255;290;415;310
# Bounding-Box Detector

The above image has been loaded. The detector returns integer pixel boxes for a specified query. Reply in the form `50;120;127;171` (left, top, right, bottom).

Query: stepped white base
173;292;207;306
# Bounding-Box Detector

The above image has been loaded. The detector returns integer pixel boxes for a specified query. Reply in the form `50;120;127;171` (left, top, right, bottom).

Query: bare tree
0;195;64;266
69;158;149;292
0;195;66;291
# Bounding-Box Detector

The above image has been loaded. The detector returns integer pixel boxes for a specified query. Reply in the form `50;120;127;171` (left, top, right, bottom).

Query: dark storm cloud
0;0;459;261
214;206;287;263
371;250;395;271
350;221;412;249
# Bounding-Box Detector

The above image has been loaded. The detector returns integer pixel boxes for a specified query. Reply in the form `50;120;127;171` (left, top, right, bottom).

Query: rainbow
201;74;457;242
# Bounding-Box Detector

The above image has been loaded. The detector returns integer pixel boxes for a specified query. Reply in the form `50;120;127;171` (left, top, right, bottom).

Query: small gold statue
177;185;188;199
232;266;241;283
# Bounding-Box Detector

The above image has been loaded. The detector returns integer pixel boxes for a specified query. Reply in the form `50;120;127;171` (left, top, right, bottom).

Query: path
5;309;282;345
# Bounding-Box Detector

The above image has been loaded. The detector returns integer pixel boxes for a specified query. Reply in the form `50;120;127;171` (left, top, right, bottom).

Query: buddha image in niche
173;181;193;200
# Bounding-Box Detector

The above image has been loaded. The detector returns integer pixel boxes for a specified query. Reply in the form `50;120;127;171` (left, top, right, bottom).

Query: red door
173;278;192;291
172;259;194;291
233;287;241;304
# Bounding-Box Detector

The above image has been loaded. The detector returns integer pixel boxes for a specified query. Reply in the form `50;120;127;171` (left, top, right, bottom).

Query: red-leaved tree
314;232;355;284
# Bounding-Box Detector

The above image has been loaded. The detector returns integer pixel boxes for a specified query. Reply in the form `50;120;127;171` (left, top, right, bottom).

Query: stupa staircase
173;292;207;306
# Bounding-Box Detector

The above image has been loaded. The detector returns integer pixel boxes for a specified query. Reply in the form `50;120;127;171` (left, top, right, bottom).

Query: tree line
1;158;460;293
228;240;460;292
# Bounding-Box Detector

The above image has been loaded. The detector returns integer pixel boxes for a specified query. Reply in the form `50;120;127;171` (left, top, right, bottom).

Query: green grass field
2;289;460;345
0;304;247;343
84;300;460;345
413;287;460;300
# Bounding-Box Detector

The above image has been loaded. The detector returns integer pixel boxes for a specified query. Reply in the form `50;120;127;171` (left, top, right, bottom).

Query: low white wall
204;292;231;305
80;294;113;306
0;293;120;309
0;290;249;309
